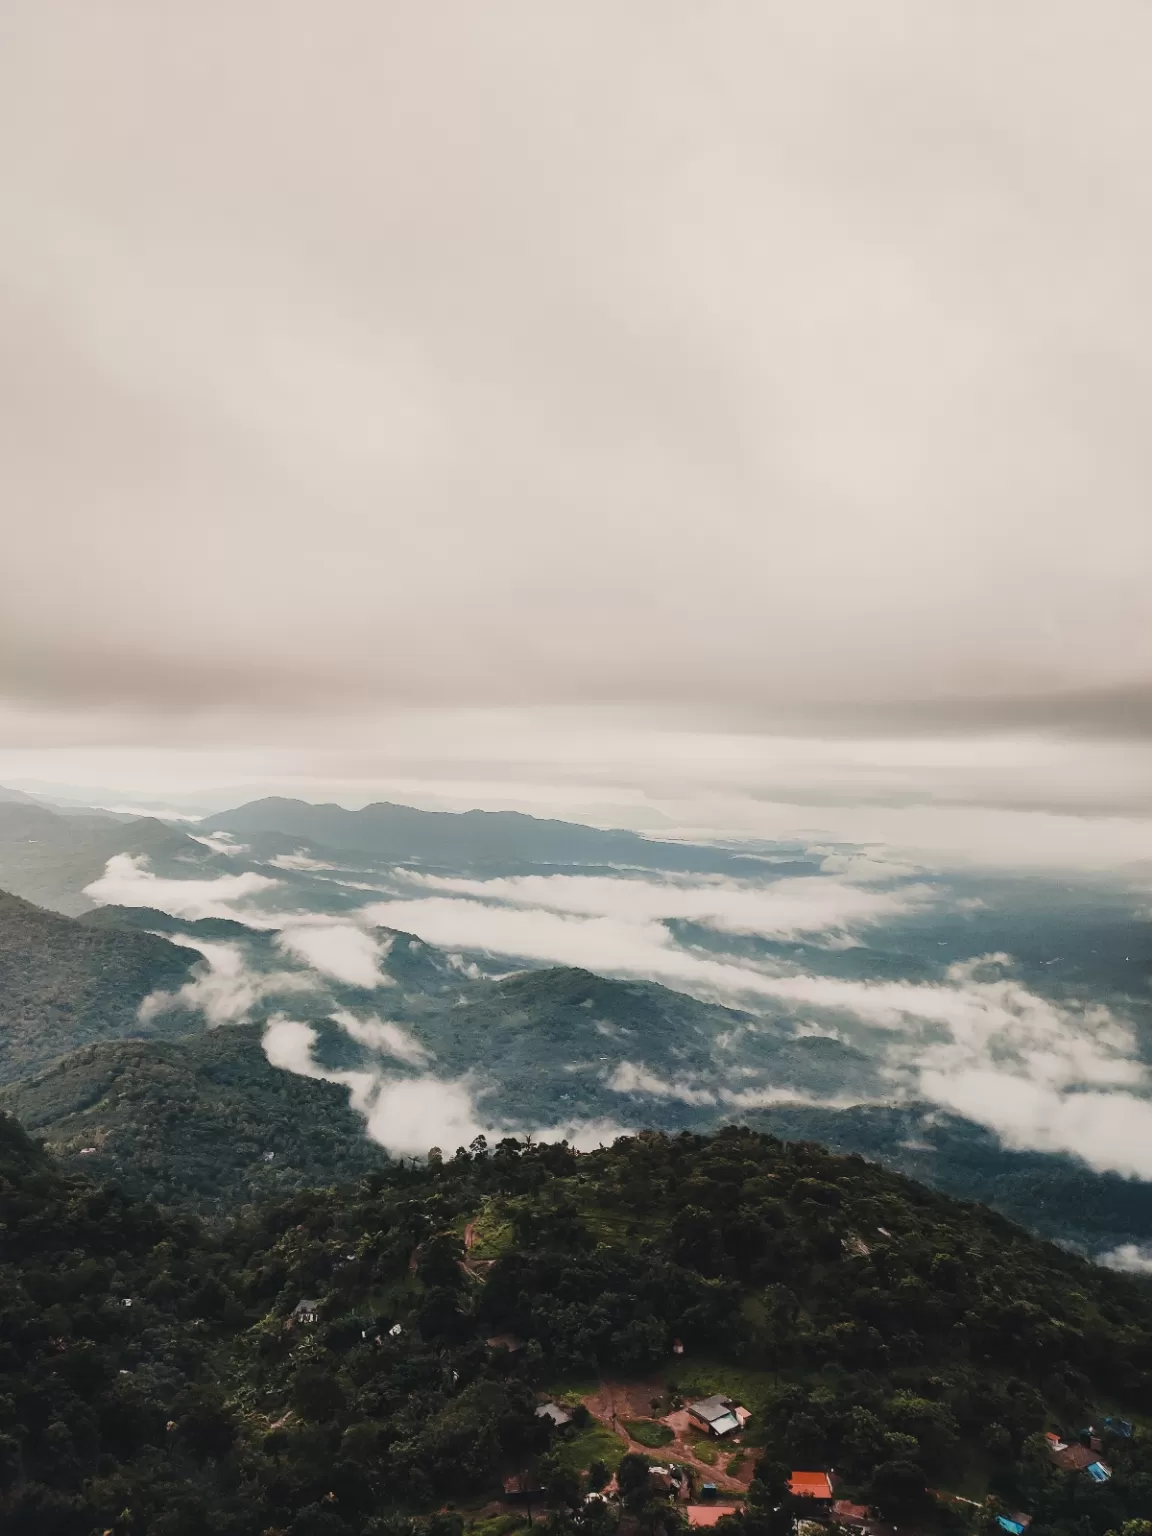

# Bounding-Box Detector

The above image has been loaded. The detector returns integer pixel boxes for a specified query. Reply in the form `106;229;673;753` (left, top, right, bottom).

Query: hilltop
0;1124;1150;1536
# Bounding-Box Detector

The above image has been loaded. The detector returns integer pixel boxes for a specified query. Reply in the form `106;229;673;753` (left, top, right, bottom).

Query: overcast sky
2;2;1150;837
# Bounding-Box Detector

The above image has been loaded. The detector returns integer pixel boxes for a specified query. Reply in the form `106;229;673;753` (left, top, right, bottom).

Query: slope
2;1125;1151;1536
0;887;201;1084
740;1101;1152;1256
0;799;203;913
0;1022;389;1209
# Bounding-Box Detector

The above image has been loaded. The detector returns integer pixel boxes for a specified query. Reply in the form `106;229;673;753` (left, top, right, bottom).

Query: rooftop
687;1506;741;1526
790;1472;835;1500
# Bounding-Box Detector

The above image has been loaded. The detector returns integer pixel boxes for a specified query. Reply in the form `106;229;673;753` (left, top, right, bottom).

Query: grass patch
671;1359;775;1414
468;1200;516;1261
692;1441;719;1466
470;1518;525;1536
555;1424;626;1475
625;1419;674;1449
726;1454;747;1478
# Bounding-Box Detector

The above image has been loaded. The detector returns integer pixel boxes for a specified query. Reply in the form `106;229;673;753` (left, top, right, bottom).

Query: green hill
0;1022;389;1210
0;800;203;913
1;1123;1151;1536
0;888;197;1082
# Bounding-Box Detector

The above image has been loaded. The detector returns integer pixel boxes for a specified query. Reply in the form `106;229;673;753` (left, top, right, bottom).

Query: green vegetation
3;1120;1152;1536
554;1423;625;1474
0;888;195;1083
691;1439;719;1465
0;1022;391;1209
625;1419;674;1448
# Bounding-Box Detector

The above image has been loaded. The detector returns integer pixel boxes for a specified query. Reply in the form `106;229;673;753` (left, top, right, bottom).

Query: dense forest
2;1117;1151;1536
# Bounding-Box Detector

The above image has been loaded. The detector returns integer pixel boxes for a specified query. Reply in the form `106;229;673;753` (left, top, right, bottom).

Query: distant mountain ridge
203;795;817;876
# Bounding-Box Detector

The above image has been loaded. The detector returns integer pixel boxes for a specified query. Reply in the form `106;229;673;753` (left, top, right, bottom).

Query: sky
1;2;1151;856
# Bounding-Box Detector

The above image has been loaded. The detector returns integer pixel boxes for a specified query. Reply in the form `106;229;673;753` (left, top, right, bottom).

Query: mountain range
1;783;1150;1264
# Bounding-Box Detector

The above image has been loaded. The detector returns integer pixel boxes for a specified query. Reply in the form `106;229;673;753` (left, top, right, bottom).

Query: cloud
606;1059;869;1113
275;923;393;988
139;938;316;1025
607;1062;718;1106
1097;1244;1152;1274
262;1015;624;1158
330;1008;431;1065
358;893;788;1000
266;849;337;871
397;869;933;942
188;831;250;856
922;1070;1152;1181
84;852;279;918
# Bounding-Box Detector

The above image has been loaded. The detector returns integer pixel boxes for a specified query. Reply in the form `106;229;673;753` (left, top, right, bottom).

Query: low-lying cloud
330;1008;431;1065
85;852;278;918
921;1070;1152;1181
1098;1244;1152;1275
262;1015;624;1157
275;923;393;988
140;938;316;1025
397;869;932;944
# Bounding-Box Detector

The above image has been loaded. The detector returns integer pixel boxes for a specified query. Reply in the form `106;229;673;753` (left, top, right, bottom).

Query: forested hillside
0;890;196;1082
2;1123;1150;1536
0;1023;390;1209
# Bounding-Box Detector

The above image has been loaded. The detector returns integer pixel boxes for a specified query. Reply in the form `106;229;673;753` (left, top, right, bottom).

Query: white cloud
396;869;933;943
266;849;337;871
922;1070;1152;1181
330;1008;431;1065
606;1058;868;1112
262;1015;624;1158
607;1061;718;1106
85;852;279;918
188;831;250;856
358;893;786;1000
1097;1244;1152;1274
275;923;393;988
139;938;316;1025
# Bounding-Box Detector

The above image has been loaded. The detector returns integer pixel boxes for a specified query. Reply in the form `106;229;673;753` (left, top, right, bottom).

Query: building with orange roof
790;1472;835;1500
687;1506;742;1526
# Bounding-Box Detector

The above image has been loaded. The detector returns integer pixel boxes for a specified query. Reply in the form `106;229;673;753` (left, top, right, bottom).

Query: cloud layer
1;4;1150;739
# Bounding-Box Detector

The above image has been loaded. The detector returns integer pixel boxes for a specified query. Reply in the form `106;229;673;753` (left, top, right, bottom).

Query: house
687;1506;742;1527
688;1395;746;1438
673;1338;686;1355
996;1515;1032;1535
290;1299;321;1326
486;1332;522;1353
536;1401;573;1429
1047;1439;1096;1473
789;1472;835;1501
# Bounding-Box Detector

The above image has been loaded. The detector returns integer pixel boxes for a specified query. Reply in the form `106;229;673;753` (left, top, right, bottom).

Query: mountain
0;782;41;805
203;795;818;876
0;1022;389;1209
1;1124;1151;1536
0;889;197;1082
0;799;203;913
